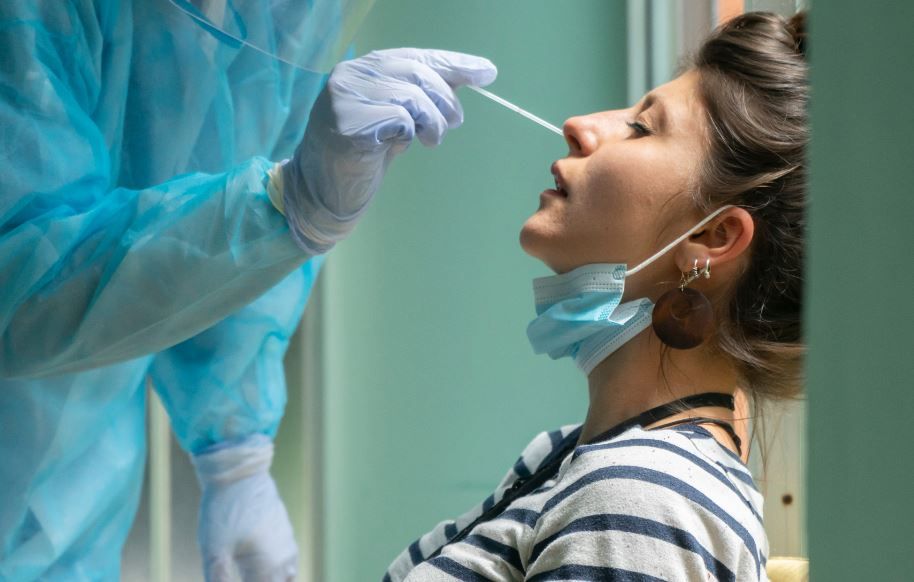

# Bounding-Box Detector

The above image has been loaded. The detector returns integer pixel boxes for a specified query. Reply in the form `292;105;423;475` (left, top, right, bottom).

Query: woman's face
520;70;711;298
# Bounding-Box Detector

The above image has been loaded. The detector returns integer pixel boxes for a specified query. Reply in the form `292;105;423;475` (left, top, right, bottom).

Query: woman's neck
579;328;741;445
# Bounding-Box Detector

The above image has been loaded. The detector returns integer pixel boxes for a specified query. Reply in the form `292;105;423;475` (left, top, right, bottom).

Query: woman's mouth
547;162;569;198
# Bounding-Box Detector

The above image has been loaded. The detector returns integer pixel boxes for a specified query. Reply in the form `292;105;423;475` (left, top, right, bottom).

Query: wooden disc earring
651;258;714;349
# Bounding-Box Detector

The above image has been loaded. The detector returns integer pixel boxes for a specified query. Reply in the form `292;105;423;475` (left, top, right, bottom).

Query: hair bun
786;11;807;58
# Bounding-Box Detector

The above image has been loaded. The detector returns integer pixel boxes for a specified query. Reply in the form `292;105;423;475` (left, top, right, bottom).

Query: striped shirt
383;423;768;581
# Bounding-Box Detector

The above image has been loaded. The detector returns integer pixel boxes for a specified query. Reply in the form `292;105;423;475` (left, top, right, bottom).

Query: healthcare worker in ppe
0;1;497;579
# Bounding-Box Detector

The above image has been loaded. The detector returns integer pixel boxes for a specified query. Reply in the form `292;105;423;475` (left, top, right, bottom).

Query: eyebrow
641;92;670;133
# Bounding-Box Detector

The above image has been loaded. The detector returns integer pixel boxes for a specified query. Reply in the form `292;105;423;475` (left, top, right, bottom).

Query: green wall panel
319;2;627;579
807;2;914;579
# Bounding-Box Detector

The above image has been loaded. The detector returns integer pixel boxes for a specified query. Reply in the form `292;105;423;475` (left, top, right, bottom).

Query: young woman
384;11;807;582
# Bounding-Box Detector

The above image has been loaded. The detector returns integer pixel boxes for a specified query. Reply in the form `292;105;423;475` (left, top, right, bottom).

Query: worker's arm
0;5;495;378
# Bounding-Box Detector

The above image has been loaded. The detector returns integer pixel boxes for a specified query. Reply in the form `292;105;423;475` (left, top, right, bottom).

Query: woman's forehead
647;70;706;136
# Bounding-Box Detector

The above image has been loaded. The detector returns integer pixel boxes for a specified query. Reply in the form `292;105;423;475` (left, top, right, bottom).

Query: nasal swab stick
467;85;564;137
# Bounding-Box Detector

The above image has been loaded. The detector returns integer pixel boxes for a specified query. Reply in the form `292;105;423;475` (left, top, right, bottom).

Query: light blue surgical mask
526;205;734;375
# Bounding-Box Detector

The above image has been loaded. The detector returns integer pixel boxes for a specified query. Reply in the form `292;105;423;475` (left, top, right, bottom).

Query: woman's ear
673;207;754;272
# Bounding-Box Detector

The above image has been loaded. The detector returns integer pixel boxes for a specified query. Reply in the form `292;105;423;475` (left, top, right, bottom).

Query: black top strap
583;392;735;445
648;416;743;458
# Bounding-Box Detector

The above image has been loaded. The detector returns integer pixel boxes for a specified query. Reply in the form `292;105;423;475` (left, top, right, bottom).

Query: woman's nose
562;115;600;156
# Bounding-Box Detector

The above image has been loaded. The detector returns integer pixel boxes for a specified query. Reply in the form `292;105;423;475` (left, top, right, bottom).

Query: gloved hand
275;48;498;254
192;434;297;582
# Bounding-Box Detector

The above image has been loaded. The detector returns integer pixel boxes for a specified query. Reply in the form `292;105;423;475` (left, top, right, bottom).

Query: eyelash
627;121;652;137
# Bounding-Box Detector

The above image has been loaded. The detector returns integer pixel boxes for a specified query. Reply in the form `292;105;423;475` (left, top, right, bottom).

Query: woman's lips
550;162;569;197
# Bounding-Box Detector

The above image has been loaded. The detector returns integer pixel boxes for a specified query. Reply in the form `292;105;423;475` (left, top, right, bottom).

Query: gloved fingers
386;81;451;147
361;54;465;128
203;554;239;582
360;87;449;148
236;549;298;582
346;101;415;146
371;48;498;89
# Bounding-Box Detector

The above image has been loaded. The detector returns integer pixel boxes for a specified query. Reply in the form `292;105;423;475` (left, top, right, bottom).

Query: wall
807;1;914;579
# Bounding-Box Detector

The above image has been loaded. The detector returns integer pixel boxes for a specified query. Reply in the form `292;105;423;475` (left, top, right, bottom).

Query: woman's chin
518;220;542;256
519;222;560;269
521;222;591;274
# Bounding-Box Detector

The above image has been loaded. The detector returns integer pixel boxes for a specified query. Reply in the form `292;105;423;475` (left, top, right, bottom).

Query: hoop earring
651;258;714;349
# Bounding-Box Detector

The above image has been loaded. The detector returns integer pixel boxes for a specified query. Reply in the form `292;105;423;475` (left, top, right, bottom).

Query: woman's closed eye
627;120;653;137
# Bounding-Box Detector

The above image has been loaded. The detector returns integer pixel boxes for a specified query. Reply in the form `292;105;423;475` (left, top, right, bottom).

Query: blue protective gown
0;1;335;578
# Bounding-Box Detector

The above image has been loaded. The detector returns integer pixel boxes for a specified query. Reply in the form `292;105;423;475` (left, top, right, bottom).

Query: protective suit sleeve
0;5;313;379
147;258;322;454
149;261;319;581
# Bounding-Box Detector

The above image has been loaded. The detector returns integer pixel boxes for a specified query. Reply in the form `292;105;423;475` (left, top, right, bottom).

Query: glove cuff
266;161;287;216
280;135;383;255
192;434;273;487
281;162;350;255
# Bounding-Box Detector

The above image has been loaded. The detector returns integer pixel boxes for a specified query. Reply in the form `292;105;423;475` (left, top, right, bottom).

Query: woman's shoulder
561;424;763;510
503;423;582;482
513;422;761;501
528;425;769;580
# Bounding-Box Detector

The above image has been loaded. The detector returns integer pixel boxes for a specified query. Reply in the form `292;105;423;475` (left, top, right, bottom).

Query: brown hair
690;11;808;401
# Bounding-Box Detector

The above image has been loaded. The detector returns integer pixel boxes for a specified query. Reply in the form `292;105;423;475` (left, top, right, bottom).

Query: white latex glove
276;48;498;253
192;434;297;582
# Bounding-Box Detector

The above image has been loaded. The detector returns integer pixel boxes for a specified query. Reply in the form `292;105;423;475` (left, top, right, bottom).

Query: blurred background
122;0;914;580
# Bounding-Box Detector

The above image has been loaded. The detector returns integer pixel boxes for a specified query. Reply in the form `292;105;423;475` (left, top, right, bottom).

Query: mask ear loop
624;205;735;278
